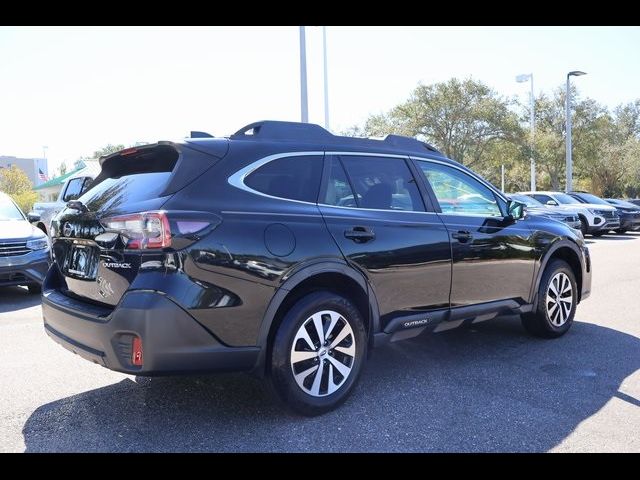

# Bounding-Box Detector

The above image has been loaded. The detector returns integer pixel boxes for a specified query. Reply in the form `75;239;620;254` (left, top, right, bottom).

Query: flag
38;168;48;181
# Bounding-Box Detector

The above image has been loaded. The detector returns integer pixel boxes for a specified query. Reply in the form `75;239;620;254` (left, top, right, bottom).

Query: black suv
42;121;591;415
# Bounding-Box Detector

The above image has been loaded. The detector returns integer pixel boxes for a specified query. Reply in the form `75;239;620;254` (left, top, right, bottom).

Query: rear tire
27;284;42;294
522;259;577;339
592;231;605;237
269;291;367;416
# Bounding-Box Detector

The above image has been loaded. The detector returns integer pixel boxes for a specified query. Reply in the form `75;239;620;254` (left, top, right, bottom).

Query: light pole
299;26;309;123
516;73;535;191
565;71;587;192
322;26;330;130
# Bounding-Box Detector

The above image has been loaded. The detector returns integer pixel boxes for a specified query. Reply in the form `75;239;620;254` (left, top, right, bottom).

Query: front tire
592;231;605;237
27;284;42;294
578;216;588;237
269;291;367;416
522;259;577;338
615;228;627;234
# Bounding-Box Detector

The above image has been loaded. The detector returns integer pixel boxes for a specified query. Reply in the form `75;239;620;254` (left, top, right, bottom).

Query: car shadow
22;318;640;452
0;287;41;313
589;235;636;241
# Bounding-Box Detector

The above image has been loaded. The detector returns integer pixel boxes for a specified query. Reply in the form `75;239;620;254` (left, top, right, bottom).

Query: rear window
245;155;323;203
79;172;172;212
79;145;179;212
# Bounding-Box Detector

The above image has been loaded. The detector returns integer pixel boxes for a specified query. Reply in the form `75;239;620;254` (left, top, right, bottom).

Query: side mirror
506;200;526;221
27;212;41;223
546;200;558;206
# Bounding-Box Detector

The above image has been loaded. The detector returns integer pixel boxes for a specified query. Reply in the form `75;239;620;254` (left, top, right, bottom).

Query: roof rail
383;134;440;153
231;120;441;154
232;121;333;141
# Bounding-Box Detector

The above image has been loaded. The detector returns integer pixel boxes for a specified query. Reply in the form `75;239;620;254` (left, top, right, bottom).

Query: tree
0;166;38;213
349;77;640;197
352;78;524;171
91;144;125;159
58;161;68;177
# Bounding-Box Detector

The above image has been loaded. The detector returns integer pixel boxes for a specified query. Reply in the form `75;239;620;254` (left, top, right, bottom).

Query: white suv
519;191;619;236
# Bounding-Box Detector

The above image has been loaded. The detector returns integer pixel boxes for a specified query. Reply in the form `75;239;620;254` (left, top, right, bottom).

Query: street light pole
299;26;309;123
565;71;587;192
516;73;535;191
322;26;330;130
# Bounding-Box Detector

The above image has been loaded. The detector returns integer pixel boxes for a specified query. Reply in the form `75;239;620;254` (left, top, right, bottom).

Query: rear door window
244;155;323;203
337;155;425;212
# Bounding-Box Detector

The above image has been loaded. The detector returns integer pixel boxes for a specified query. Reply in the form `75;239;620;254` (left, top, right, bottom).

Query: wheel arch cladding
541;244;583;303
253;264;376;375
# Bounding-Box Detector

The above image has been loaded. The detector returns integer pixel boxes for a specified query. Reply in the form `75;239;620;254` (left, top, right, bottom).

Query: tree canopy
0;166;38;213
348;78;640;197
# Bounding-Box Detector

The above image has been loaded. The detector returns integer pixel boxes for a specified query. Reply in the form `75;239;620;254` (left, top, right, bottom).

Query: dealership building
0;156;49;187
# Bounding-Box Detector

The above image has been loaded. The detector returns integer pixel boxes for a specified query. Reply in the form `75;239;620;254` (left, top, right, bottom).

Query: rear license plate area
64;244;99;280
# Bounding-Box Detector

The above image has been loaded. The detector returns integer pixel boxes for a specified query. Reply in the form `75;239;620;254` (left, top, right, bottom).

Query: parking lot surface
1;234;639;452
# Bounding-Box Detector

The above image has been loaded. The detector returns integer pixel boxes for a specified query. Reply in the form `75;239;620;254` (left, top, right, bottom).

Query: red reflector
132;337;143;366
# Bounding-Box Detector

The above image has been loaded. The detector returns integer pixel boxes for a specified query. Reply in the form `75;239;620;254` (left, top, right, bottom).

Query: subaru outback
42;121;591;415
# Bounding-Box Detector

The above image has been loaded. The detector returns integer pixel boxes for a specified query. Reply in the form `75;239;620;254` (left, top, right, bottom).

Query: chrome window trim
227;151;324;206
227;150;506;216
317;203;438;215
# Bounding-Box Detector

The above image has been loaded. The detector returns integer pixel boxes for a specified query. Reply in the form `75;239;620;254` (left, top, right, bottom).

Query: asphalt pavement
1;234;639;452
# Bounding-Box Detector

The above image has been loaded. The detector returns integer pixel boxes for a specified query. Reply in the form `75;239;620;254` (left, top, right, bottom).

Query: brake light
120;147;139;156
101;211;172;249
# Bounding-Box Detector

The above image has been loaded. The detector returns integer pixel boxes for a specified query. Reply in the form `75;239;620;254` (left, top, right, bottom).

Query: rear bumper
42;284;260;375
0;249;50;287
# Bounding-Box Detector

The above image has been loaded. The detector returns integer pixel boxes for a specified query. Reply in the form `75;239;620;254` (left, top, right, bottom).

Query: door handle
451;230;473;242
344;226;375;243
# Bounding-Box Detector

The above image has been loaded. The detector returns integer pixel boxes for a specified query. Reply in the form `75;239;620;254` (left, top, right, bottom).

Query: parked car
626;199;640;207
28;162;100;237
519;191;618;236
0;192;51;292
42;121;591;415
604;198;640;233
568;191;632;235
509;194;582;230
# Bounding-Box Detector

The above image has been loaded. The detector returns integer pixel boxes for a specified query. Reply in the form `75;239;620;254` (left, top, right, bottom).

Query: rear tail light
101;211;172;249
132;336;143;366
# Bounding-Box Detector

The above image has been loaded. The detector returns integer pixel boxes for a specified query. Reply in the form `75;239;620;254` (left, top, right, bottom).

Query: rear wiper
66;200;89;213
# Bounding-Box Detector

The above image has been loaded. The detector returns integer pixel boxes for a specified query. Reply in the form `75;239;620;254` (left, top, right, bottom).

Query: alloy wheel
289;310;356;397
546;272;573;326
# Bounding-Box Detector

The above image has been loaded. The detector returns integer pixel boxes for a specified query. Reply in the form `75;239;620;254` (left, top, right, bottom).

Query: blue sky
1;26;639;174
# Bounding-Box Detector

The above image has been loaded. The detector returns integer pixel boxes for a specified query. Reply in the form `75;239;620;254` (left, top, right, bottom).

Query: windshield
554;193;581;205
607;199;638;208
574;192;610;205
0;197;24;220
510;194;542;207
